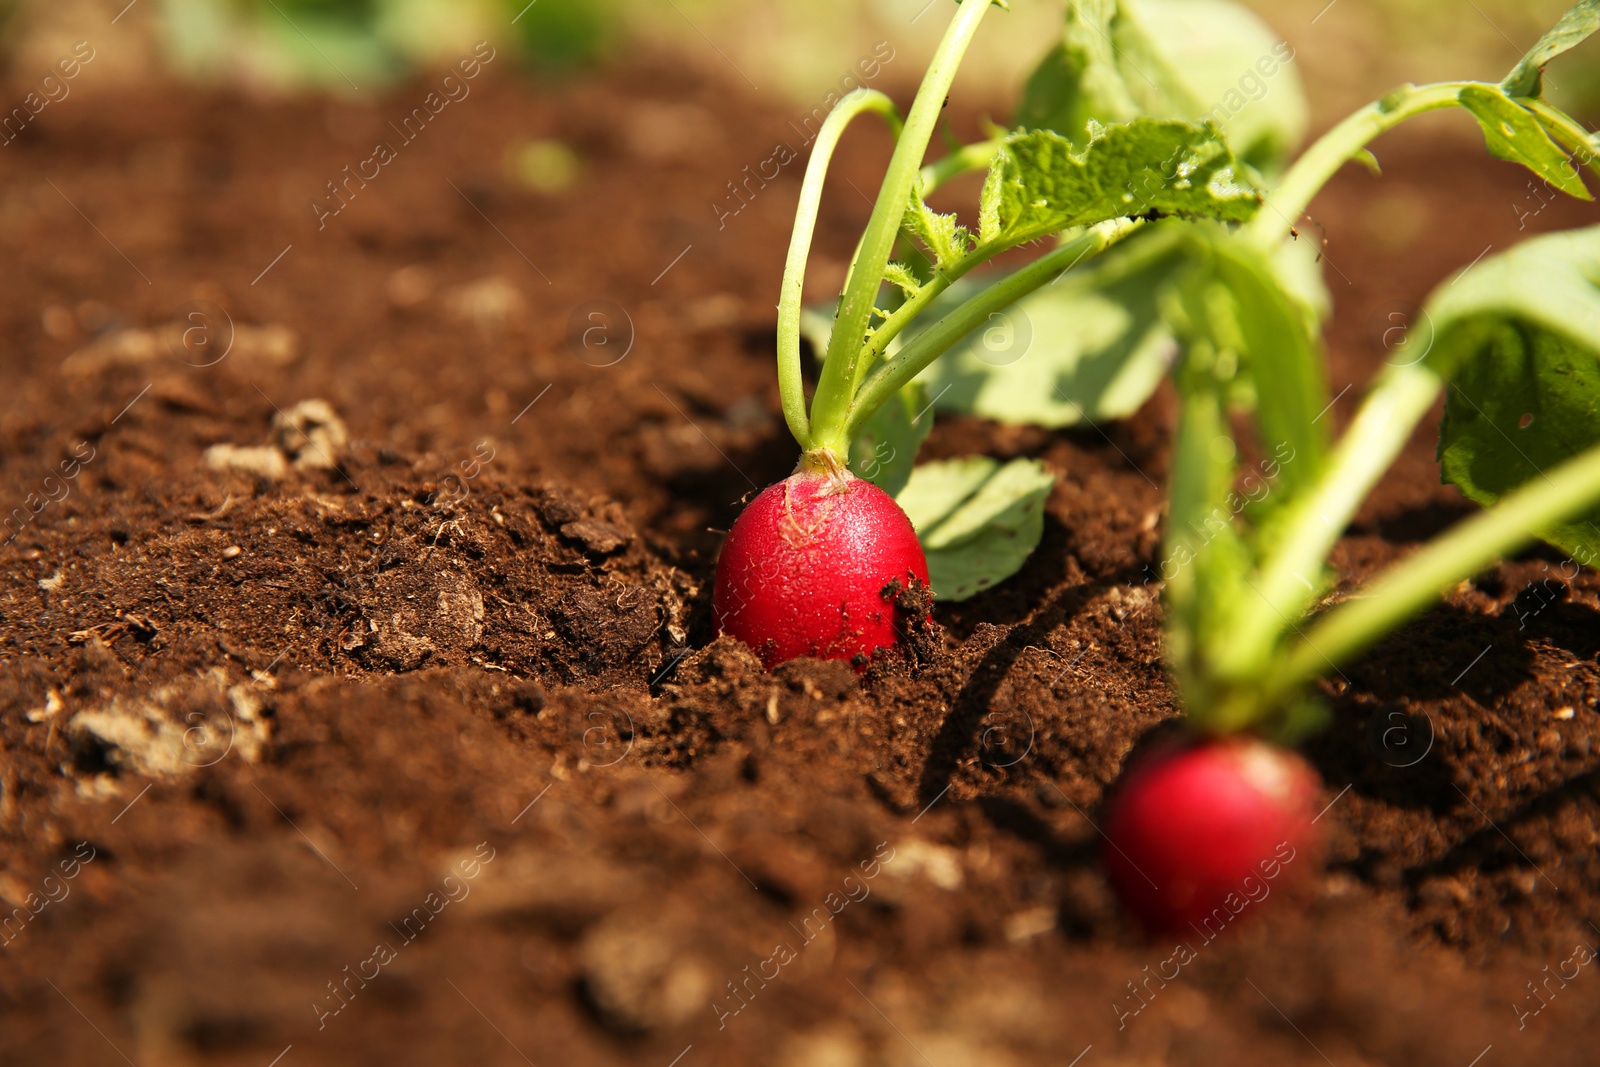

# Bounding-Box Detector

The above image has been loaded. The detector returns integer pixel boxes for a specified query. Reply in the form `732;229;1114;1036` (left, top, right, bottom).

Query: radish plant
1081;1;1600;931
715;0;1269;667
719;0;1600;933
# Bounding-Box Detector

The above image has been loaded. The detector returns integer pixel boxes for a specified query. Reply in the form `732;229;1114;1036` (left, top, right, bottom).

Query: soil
0;62;1598;1067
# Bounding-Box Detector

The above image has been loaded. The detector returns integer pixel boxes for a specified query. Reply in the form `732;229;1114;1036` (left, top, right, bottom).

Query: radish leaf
882;261;924;298
1524;99;1600;184
1177;228;1330;495
1017;0;1193;140
1018;0;1307;174
987;121;1260;249
1502;0;1600;99
1458;85;1591;201
1429;225;1600;560
904;183;970;269
915;227;1182;427
977;163;1004;245
896;456;1055;600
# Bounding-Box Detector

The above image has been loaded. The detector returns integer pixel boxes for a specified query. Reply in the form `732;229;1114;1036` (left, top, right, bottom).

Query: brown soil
0;64;1598;1067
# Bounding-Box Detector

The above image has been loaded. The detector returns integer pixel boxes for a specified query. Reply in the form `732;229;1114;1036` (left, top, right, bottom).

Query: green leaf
1503;0;1600;99
916;226;1183;428
1017;0;1308;175
1458;85;1591;201
849;380;932;498
1191;231;1331;497
895;456;1055;600
904;184;970;269
913;218;1331;440
977;164;1003;245
1428;225;1600;561
987;121;1260;249
1017;0;1188;138
1524;98;1600;185
1131;0;1308;174
882;261;924;299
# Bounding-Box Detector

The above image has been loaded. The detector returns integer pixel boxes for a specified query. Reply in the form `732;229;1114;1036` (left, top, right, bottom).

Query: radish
713;463;928;669
1101;736;1321;935
705;0;1169;669
1127;3;1600;936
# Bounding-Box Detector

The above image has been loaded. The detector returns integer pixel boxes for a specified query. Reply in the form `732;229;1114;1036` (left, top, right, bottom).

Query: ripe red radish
1101;736;1321;935
713;466;929;669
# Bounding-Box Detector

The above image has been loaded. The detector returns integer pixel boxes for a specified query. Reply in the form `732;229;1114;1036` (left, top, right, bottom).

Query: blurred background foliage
0;0;1591;127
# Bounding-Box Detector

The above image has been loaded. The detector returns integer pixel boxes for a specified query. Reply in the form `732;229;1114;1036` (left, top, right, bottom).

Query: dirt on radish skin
1102;736;1323;934
712;468;934;669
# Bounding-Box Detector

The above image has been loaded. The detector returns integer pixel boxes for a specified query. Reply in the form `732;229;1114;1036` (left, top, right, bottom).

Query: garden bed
0;66;1597;1065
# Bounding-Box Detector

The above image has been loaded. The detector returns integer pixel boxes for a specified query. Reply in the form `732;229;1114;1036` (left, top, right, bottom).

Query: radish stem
808;0;998;457
843;218;1140;443
1214;359;1443;679
1244;82;1471;248
848;236;1005;388
1263;436;1600;710
776;89;903;451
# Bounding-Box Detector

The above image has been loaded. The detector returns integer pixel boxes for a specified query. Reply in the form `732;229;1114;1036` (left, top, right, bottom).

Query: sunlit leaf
1427;225;1600;561
987;121;1260;249
916;226;1183;428
1458;85;1590;201
1017;0;1307;174
903;184;970;268
1503;0;1600;99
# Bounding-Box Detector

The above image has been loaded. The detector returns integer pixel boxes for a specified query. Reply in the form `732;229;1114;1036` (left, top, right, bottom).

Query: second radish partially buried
1101;736;1321;934
1077;1;1600;933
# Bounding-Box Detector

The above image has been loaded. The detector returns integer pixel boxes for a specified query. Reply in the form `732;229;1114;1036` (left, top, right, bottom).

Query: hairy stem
776;89;903;450
850;240;1006;391
842;218;1139;443
808;0;998;456
840;139;1006;374
1244;82;1471;248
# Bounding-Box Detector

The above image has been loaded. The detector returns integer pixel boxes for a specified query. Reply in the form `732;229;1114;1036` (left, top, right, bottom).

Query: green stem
808;0;998;456
842;219;1139;442
857;208;1184;400
1244;82;1472;248
1213;360;1443;678
920;138;1002;194
775;89;903;450
1163;356;1233;717
1262;436;1600;709
844;137;1008;381
850;240;1005;393
849;136;1041;395
839;139;1004;375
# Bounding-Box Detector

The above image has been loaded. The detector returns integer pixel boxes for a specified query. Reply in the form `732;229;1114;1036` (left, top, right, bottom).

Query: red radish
713;466;930;669
1102;736;1321;935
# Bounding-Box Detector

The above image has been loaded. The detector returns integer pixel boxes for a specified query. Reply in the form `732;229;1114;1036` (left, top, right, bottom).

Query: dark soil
0;63;1598;1067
